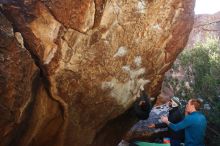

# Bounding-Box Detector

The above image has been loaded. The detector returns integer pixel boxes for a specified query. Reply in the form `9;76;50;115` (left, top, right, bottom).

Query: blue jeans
171;139;181;146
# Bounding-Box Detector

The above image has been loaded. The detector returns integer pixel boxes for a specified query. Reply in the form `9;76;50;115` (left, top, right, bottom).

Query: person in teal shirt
161;98;207;146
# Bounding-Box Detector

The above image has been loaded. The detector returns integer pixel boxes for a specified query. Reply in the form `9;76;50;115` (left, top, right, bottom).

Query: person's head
186;98;202;113
169;96;181;108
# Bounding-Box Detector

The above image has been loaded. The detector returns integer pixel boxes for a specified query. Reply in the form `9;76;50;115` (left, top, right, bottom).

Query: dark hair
190;98;202;111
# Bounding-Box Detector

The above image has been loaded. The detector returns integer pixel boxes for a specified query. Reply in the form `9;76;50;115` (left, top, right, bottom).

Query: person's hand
140;85;144;91
161;116;169;124
139;101;146;106
148;124;155;128
185;108;189;116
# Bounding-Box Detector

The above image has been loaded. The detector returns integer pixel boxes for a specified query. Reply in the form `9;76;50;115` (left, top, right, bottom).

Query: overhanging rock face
0;0;195;146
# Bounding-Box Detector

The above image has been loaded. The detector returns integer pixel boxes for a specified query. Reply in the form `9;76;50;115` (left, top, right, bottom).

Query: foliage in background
164;37;220;145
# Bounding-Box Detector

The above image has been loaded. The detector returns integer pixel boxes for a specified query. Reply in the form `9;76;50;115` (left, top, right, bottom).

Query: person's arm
155;123;167;128
161;115;191;132
148;123;167;128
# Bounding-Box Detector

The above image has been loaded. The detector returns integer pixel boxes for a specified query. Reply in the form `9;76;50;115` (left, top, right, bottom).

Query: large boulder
0;0;195;146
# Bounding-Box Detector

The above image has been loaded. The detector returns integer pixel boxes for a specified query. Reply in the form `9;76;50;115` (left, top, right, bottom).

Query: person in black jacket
148;96;184;146
117;89;153;146
133;89;152;120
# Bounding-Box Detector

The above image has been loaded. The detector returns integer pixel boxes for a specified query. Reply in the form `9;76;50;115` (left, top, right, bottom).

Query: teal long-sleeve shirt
168;112;207;146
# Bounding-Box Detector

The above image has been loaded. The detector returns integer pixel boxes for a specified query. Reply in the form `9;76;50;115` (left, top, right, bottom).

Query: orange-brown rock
0;11;38;145
186;11;220;48
0;0;195;146
0;11;64;146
